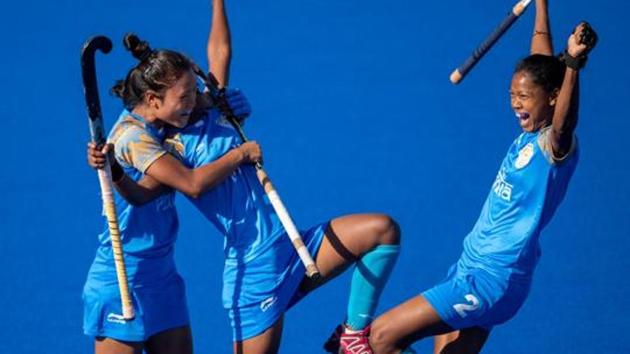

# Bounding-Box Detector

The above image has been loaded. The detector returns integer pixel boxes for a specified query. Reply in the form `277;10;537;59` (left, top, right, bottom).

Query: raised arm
549;22;597;158
531;0;553;55
206;0;251;124
208;0;232;87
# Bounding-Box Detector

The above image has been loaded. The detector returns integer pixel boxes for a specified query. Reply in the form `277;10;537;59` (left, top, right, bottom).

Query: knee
372;214;401;246
369;319;398;354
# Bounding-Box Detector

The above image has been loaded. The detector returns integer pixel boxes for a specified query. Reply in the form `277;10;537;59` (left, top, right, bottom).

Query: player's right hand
237;141;263;165
87;142;113;169
568;21;598;58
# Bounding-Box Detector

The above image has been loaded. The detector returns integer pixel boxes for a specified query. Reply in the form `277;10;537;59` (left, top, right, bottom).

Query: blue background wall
0;0;628;352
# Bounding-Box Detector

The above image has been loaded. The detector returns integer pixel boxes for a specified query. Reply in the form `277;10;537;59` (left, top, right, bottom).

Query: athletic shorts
225;222;327;341
422;265;531;330
83;272;190;342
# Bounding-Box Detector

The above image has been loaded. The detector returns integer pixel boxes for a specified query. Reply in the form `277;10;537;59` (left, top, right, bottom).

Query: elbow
173;172;206;199
187;191;202;199
181;183;203;199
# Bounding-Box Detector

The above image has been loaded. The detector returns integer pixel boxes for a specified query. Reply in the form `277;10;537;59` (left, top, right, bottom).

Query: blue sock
346;244;400;330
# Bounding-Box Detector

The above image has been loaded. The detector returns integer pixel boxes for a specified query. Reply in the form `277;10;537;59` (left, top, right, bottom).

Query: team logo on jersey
452;294;480;318
165;133;185;158
515;143;535;169
492;169;513;202
260;296;278;312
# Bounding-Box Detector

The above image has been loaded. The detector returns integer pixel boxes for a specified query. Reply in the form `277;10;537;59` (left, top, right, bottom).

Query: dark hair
514;54;565;93
111;35;193;110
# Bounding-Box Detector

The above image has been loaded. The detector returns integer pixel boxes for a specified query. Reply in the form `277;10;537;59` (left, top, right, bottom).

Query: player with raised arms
366;0;598;352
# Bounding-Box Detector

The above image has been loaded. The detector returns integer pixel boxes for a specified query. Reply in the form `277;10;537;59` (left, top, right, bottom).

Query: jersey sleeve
537;126;578;164
111;124;167;173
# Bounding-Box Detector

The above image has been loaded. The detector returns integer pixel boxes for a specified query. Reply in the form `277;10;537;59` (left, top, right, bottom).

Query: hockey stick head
81;36;113;60
81;35;113;144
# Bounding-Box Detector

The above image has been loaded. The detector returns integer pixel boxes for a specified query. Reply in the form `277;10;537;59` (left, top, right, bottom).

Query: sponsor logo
515;143;535;169
492;169;513;202
452;294;480;318
260;296;278;312
106;313;127;324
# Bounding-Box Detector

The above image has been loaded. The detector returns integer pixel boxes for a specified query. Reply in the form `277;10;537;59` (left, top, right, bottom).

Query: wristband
110;161;125;183
559;50;587;70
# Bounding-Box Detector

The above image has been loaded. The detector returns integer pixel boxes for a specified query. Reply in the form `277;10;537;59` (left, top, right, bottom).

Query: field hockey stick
81;36;135;320
450;0;532;84
193;67;321;280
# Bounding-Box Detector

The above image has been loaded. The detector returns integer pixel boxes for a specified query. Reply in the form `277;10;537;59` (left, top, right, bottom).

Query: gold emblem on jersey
515;143;534;169
164;133;185;159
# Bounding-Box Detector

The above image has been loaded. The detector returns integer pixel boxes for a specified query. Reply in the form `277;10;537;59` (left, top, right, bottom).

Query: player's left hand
87;142;113;169
221;88;252;121
568;21;598;58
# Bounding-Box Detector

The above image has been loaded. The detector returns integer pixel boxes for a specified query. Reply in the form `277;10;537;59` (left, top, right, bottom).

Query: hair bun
123;33;153;62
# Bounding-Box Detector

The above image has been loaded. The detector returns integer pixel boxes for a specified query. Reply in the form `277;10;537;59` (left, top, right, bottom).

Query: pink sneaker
339;325;373;354
323;324;343;353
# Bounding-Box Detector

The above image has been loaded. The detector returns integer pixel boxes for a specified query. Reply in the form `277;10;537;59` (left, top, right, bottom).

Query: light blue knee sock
346;244;400;330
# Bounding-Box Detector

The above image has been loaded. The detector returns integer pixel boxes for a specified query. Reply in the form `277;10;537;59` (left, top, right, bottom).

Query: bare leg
369;295;452;354
145;325;193;354
233;316;284;354
229;214;396;353
433;328;489;354
94;337;143;354
434;332;460;353
301;213;400;291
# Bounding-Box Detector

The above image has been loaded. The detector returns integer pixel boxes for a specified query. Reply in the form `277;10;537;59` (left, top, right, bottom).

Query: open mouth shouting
515;111;531;129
